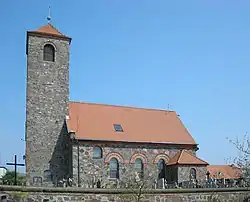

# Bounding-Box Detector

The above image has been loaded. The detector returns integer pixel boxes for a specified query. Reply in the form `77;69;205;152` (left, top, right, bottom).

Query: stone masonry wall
71;142;199;188
26;34;71;187
0;186;249;202
178;165;207;183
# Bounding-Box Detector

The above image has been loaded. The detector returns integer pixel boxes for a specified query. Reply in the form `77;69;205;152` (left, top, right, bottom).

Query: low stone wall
0;185;249;202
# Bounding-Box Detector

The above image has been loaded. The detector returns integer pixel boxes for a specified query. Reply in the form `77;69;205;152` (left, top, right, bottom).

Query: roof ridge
168;149;208;165
182;150;208;164
167;150;183;165
208;165;236;167
47;23;64;36
175;118;196;144
69;101;176;113
177;150;184;164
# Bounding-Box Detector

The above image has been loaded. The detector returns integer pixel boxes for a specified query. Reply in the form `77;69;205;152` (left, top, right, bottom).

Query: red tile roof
167;150;208;166
27;23;71;41
67;102;197;145
207;165;242;179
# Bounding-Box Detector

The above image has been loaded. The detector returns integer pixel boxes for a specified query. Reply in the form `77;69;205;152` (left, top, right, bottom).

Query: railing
1;177;249;189
156;178;250;189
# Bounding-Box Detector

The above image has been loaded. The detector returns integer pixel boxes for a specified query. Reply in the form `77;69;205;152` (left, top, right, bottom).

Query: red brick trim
153;153;169;164
130;153;148;164
104;152;124;164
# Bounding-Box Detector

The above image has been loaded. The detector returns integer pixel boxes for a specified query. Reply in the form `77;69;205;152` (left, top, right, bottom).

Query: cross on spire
47;6;51;23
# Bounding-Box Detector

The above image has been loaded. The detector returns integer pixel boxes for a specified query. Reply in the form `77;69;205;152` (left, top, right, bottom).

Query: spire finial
47;6;51;23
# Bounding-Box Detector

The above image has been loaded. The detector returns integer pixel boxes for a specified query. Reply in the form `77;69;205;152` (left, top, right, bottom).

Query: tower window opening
43;44;55;62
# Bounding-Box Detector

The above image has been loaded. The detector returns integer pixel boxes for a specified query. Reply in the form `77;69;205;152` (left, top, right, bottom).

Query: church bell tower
25;16;71;186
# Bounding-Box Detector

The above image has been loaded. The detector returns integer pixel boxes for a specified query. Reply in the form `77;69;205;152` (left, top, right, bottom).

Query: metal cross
6;155;25;185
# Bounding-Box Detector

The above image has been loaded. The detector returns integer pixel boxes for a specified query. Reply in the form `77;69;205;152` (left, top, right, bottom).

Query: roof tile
207;165;242;179
67;102;197;145
167;150;208;165
28;23;70;40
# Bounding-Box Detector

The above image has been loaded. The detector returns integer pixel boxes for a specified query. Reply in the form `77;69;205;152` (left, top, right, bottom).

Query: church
25;21;210;188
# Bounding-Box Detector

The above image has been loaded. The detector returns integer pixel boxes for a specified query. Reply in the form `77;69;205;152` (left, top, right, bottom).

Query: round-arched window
190;168;197;180
158;159;166;179
135;158;144;178
93;146;102;159
43;44;55;62
110;158;119;179
135;158;143;170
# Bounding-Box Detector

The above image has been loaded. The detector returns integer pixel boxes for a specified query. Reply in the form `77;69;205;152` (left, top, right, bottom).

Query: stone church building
25;22;209;188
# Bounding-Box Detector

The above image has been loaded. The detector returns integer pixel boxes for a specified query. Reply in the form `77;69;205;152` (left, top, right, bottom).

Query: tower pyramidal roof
35;23;65;37
28;23;71;42
27;7;71;42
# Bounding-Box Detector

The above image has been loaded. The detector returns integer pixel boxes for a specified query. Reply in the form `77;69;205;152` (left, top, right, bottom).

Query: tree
118;171;156;202
2;171;26;186
227;133;250;185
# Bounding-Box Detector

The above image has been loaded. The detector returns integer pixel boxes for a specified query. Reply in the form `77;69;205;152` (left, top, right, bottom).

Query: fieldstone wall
71;142;200;188
26;33;71;187
0;186;249;202
178;165;207;183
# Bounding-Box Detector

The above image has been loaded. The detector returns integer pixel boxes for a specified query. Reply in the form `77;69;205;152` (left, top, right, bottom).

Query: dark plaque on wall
43;170;52;182
33;176;42;186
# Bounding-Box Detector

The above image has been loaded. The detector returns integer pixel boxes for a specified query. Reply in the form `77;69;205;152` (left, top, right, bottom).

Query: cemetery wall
0;185;249;202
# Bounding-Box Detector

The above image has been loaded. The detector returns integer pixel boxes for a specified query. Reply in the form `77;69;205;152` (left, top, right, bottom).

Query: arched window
110;158;119;179
158;159;166;179
190;168;197;180
93;146;102;159
135;158;144;179
43;44;55;62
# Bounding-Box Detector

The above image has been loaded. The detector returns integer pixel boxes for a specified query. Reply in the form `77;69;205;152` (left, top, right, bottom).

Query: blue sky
0;0;250;173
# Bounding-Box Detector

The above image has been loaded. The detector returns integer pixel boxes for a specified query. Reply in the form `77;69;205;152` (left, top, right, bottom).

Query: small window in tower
43;44;55;62
114;124;123;132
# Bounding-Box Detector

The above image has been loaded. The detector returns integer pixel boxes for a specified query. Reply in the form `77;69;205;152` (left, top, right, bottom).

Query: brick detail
153;153;170;164
130;153;148;164
104;152;124;164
